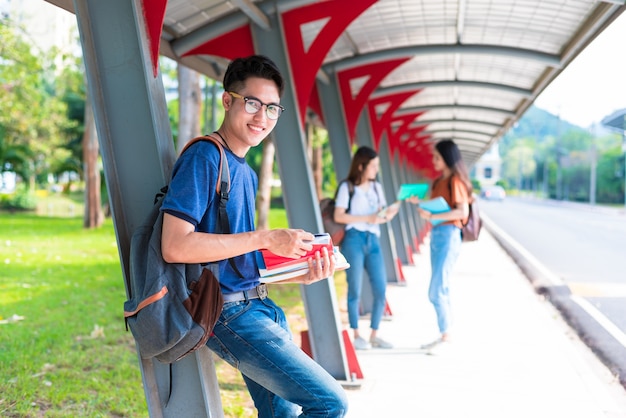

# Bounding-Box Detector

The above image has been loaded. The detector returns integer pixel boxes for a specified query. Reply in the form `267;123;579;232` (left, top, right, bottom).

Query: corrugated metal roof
46;0;626;170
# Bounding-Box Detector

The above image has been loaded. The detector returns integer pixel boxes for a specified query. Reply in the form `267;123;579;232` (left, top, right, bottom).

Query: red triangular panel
141;0;167;77
337;58;409;144
281;0;377;124
182;26;255;61
308;84;325;125
388;112;425;153
366;90;419;150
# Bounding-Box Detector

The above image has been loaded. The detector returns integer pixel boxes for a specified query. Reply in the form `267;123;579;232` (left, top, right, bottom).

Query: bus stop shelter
42;0;626;416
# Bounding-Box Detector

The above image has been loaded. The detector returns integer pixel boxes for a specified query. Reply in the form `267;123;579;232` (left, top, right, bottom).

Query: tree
0;19;74;189
255;137;275;230
82;94;103;227
177;64;201;152
502;140;536;190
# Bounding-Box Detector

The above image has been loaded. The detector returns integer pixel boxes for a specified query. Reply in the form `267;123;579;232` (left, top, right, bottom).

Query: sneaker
419;338;443;351
420;338;451;355
370;337;393;349
353;337;371;350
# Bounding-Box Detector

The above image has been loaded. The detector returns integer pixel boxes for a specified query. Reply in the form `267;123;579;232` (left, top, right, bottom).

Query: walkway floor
342;227;626;418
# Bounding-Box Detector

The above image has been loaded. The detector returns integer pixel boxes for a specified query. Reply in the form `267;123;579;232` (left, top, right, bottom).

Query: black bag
123;135;230;363
320;180;354;245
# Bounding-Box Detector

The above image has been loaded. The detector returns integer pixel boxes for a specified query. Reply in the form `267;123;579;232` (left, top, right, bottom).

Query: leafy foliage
0;19;79;188
499;106;624;203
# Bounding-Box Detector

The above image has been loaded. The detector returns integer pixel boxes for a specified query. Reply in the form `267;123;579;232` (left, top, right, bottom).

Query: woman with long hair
334;146;399;350
413;139;472;354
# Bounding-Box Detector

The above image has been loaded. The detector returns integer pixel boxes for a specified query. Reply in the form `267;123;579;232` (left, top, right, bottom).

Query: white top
335;181;387;237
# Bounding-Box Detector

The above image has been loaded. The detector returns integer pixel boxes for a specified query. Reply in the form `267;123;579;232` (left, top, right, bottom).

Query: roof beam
324;44;561;73
395;104;516;118
171;13;250;57
231;0;270;30
170;0;323;57
420;128;493;139
423;137;489;147
409;118;502;130
373;80;532;99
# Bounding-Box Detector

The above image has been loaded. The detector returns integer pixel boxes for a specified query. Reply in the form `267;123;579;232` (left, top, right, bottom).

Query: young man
160;55;348;417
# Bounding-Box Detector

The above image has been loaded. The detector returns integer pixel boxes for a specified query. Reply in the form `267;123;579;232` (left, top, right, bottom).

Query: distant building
473;142;502;186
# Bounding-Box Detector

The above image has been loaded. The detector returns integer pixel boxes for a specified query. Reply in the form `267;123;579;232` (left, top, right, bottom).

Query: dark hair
223;55;284;96
435;139;472;193
347;146;378;186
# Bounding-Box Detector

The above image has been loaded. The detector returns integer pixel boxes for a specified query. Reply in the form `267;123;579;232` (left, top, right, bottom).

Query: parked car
480;185;506;201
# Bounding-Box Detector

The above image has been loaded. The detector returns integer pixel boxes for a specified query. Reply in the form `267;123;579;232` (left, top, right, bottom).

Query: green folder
397;183;429;200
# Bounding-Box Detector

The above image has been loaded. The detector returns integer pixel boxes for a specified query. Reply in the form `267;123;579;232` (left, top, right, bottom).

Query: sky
534;12;626;129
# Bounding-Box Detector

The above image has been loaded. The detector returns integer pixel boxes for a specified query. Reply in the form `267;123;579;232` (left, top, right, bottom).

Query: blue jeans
207;297;348;418
429;224;462;334
341;228;387;331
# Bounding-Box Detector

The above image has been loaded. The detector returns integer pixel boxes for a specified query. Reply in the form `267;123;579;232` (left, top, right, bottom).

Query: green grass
0;202;345;417
0;214;144;417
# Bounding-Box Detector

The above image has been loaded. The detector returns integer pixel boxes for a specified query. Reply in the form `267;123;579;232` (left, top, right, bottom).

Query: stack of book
256;233;350;283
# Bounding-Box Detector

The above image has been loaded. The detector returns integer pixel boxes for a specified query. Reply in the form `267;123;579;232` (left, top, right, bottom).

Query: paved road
479;196;626;387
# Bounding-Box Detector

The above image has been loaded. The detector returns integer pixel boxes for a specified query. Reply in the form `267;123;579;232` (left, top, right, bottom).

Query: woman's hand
416;207;432;222
368;213;388;224
384;204;400;220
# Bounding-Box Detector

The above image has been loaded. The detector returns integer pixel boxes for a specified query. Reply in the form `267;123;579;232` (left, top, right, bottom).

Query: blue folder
418;197;450;226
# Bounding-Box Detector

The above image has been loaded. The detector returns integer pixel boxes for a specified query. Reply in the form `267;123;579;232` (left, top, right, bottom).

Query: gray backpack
123;135;230;363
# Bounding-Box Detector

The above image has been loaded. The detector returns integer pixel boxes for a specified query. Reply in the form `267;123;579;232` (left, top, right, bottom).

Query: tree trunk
83;94;103;228
256;137;275;230
177;65;202;153
310;124;323;200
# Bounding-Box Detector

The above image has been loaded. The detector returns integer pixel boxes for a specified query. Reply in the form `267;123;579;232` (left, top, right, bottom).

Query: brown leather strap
180;134;227;196
124;286;168;317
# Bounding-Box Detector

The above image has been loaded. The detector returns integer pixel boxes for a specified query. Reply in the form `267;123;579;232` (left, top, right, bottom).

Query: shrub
0;186;37;211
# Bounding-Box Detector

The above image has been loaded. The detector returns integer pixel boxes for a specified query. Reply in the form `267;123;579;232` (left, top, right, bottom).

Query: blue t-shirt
160;140;260;293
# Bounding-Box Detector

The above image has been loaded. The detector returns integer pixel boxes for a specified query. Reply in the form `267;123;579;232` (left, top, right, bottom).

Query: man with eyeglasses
160;55;348;417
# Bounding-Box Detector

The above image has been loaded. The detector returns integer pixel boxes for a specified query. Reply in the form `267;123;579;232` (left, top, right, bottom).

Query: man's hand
270;246;336;285
265;229;315;259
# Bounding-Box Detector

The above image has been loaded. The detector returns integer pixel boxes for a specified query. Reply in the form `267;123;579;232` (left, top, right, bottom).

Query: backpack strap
335;180;355;213
447;175;471;227
179;134;244;278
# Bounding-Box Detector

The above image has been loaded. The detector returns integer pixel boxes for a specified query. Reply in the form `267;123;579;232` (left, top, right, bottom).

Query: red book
259;233;333;272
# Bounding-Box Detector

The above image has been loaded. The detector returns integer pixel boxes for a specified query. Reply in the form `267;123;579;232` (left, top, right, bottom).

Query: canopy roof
48;0;625;168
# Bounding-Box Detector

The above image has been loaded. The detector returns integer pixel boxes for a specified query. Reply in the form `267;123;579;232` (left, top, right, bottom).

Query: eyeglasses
228;91;285;120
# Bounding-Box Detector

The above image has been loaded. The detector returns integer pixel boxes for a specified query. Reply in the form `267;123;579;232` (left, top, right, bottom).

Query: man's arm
161;213;335;283
162;213;314;263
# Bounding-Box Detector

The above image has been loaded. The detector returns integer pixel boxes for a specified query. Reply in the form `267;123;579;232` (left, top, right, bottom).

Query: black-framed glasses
228;91;285;120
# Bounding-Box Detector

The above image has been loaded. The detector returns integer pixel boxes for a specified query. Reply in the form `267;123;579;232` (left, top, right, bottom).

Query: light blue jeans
207;297;348;418
341;228;387;331
429;224;462;334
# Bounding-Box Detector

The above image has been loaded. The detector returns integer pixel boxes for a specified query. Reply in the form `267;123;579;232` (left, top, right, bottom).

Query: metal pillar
252;13;350;381
378;136;410;267
73;0;222;416
356;114;402;283
317;75;353;181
